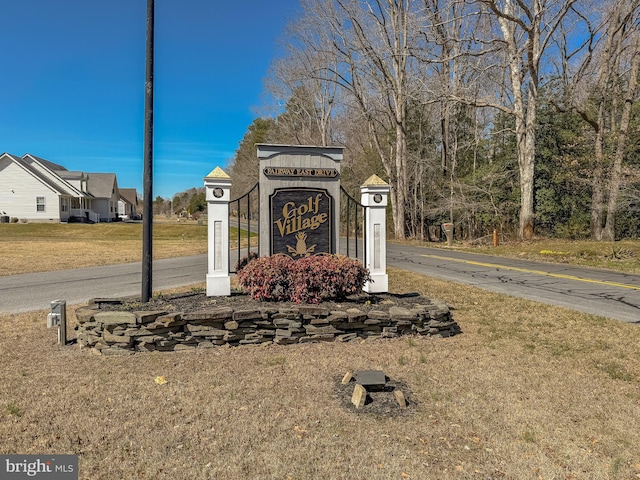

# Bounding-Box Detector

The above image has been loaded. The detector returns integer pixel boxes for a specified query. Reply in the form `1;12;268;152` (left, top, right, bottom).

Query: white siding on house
62;176;87;194
110;181;119;221
93;200;110;222
1;153;131;224
118;189;138;219
118;199;134;218
93;194;120;222
0;157;61;221
85;173;119;222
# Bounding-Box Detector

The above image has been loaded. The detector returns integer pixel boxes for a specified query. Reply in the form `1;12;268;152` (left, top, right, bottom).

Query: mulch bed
100;290;437;315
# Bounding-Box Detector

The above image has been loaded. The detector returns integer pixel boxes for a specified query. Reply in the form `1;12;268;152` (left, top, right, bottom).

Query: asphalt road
0;256;208;314
386;244;640;324
1;244;639;323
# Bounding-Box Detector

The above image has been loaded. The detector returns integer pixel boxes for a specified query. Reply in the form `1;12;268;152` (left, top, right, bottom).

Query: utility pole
142;0;155;303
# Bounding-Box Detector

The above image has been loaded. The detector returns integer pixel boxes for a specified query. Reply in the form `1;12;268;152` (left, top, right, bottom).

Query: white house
118;188;139;220
0;153;122;223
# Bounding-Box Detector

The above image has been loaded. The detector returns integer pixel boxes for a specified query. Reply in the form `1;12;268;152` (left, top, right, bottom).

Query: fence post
204;167;231;296
360;175;389;293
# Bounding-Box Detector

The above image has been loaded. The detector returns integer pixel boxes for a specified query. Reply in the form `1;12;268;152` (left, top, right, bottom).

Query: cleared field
1;269;639;479
0;221;254;276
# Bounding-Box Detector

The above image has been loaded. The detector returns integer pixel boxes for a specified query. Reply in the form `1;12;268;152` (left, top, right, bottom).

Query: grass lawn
401;238;640;275
0;220;255;276
1;224;639;478
2;222;639;276
1;269;640;479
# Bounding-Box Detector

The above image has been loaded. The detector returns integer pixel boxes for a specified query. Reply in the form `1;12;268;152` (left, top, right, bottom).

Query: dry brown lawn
402;238;640;275
2;269;640;479
3;222;639;276
0;221;256;276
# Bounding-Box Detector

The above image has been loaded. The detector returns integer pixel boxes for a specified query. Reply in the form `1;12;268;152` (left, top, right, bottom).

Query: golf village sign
256;144;343;258
204;144;389;296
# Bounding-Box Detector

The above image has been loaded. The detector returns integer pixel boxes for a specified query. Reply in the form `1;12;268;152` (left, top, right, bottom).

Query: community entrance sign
257;144;342;257
204;144;389;296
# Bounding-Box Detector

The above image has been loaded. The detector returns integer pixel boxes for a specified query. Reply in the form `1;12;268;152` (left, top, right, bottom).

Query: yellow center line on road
421;254;640;291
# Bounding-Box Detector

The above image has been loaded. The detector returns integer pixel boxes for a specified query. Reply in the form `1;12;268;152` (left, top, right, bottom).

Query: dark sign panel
270;188;333;257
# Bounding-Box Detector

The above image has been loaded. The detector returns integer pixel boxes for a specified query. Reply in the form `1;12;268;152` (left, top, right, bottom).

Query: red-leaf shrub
234;251;259;273
236;254;370;304
289;255;370;304
235;254;293;301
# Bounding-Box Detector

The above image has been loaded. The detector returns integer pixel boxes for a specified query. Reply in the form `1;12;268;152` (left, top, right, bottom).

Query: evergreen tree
227;117;278;199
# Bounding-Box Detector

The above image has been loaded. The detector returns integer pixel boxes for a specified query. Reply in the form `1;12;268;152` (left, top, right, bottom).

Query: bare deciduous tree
465;0;579;239
266;19;341;147
557;0;640;240
272;0;423;238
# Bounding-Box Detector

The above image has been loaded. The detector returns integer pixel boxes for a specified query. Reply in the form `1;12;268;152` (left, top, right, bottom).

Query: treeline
153;188;206;219
227;0;640;241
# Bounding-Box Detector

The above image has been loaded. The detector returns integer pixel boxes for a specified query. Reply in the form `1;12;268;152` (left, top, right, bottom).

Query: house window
36;196;46;212
61;197;69;212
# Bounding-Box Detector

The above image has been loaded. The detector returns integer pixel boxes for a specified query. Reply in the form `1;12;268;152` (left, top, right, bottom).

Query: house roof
119;188;138;206
86;173;117;199
4;153;127;201
57;170;84;180
8;154;80;196
1;152;22;163
24;154;68;172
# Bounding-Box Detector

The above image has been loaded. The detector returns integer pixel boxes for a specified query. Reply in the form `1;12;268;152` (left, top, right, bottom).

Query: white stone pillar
360;175;389;293
204;167;231;296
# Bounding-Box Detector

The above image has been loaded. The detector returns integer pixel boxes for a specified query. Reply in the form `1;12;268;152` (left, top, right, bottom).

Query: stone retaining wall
75;297;460;355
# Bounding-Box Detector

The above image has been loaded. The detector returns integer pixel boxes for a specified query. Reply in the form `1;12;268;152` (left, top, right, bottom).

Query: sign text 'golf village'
271;189;332;257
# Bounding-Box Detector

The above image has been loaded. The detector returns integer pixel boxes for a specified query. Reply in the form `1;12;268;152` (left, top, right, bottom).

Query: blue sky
0;0;299;198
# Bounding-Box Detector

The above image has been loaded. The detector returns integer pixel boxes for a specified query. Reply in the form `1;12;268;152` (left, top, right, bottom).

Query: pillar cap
362;174;388;186
205;166;230;179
